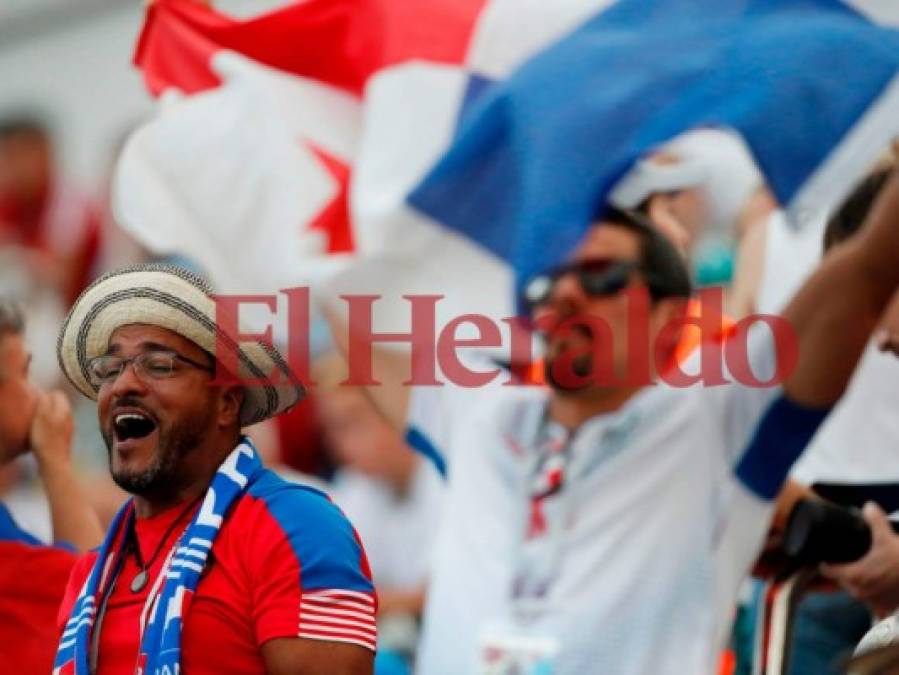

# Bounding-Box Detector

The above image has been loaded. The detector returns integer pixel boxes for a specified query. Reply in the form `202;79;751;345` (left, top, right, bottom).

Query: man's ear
218;385;245;428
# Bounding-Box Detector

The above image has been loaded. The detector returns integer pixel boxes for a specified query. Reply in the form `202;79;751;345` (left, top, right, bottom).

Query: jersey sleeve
248;482;377;652
690;322;830;500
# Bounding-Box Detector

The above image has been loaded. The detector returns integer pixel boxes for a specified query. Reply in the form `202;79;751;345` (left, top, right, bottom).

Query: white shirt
791;336;899;485
407;330;806;675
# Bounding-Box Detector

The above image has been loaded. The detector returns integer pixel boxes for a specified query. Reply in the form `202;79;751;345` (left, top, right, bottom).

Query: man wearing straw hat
53;264;376;675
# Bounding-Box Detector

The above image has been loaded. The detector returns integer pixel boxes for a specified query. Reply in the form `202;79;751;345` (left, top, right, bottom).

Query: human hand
28;390;74;470
821;502;899;618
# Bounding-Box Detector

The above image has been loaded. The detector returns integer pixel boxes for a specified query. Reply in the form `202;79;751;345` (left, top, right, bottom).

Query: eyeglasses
523;258;639;308
87;350;214;387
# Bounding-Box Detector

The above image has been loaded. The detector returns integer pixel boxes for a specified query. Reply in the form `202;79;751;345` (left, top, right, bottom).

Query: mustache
110;396;156;415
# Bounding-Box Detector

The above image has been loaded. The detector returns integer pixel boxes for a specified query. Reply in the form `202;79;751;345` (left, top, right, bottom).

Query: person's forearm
36;457;103;552
782;170;899;407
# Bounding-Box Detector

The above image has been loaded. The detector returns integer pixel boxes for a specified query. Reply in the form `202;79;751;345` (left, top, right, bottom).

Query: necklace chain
130;496;203;590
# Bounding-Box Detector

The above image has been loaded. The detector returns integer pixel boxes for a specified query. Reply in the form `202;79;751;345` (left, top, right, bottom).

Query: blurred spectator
316;383;443;675
319;384;443;619
611;127;770;288
276;397;332;478
0;113;102;306
748;166;899;675
0;297;102;674
326;186;899;675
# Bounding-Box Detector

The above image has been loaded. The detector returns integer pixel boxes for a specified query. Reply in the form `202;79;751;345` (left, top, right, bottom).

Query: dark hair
603;207;693;301
0;298;24;337
824;168;892;252
0;113;50;143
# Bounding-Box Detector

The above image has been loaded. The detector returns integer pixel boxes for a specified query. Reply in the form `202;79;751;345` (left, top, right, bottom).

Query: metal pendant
130;569;149;594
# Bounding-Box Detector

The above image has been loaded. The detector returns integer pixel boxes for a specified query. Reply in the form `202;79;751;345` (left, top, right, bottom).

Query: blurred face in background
532;223;683;396
0;130;52;206
0;331;39;463
318;386;417;493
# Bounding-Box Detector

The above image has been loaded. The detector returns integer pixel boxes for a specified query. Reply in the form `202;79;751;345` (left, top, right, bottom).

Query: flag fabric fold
408;0;899;297
135;0;487;97
117;0;610;337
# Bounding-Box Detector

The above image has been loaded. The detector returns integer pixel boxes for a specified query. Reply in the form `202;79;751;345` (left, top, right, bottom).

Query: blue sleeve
734;395;831;499
0;501;43;546
251;477;374;593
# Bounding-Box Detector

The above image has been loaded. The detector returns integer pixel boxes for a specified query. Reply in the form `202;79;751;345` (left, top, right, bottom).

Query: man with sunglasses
53;265;376;675
330;167;899;675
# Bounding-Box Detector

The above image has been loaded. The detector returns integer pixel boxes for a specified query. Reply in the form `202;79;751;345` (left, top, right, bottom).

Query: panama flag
115;0;610;337
409;0;899;299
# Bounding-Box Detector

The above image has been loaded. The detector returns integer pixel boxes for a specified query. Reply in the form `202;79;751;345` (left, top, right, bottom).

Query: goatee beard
104;416;209;500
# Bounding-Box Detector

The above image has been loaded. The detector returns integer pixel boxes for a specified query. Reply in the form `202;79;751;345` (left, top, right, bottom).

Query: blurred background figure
610;127;773;293
733;156;899;675
315;356;444;673
0;297;102;675
0;114;101;307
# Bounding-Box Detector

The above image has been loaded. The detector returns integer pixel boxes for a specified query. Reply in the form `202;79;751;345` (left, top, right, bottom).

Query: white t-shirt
407;330;815;675
791;336;899;485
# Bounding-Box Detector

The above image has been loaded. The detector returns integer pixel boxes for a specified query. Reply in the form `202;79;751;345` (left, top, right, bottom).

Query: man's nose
548;270;586;307
109;360;148;397
532;272;583;328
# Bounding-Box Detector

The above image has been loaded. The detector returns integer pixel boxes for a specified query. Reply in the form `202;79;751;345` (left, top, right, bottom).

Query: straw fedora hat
57;263;303;426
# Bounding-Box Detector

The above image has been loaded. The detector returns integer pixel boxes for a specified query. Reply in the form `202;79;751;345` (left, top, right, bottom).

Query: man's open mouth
113;412;158;442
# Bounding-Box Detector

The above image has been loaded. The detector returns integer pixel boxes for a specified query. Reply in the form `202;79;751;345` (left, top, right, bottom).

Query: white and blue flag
409;0;899;298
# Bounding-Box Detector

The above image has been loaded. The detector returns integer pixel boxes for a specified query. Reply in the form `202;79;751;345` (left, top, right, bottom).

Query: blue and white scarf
54;438;263;675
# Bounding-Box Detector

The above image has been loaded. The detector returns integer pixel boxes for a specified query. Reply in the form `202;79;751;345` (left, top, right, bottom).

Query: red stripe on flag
135;0;488;97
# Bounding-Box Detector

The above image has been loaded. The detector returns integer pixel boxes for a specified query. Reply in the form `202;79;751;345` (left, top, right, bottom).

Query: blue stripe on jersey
0;501;42;546
735;395;831;500
405;426;447;479
247;469;374;593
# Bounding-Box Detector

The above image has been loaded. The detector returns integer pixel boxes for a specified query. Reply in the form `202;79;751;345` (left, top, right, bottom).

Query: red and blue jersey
0;502;78;675
58;469;377;674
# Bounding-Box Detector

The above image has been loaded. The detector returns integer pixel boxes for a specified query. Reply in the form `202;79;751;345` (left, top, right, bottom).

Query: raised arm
781;168;899;407
29;391;103;551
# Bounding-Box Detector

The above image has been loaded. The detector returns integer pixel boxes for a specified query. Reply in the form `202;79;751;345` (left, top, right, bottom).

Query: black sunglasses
523;258;640;308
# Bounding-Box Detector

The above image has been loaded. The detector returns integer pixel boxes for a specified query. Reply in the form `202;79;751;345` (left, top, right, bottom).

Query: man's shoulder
235;469;359;549
243;468;338;517
235;469;373;592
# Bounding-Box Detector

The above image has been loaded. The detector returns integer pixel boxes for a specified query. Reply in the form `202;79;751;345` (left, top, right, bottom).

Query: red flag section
135;0;487;97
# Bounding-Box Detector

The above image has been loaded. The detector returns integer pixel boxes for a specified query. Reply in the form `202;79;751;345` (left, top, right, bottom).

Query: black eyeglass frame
87;350;215;387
